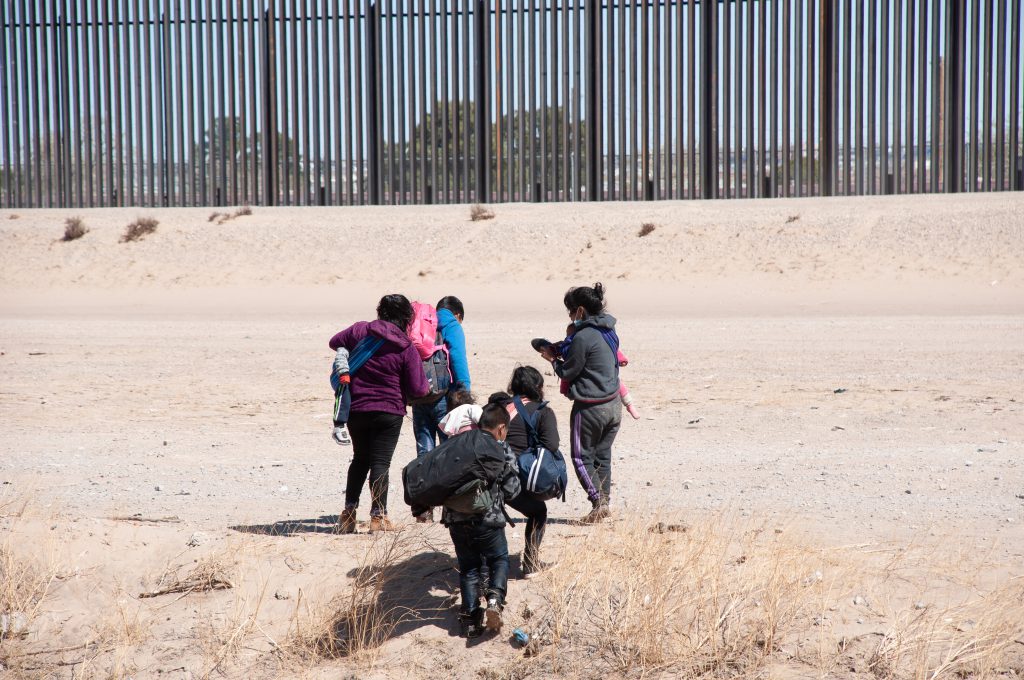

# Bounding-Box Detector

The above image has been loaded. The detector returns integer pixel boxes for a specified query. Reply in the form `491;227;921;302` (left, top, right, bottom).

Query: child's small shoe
332;426;351;445
530;338;553;352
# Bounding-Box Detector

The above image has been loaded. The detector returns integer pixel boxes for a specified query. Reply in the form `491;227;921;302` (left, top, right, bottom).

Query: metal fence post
585;0;599;200
700;0;716;199
944;0;964;192
367;0;381;205
262;8;276;206
474;0;488;202
819;0;834;196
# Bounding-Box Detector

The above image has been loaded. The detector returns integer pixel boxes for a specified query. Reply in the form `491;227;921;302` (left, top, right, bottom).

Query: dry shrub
8;214;19;220
284;530;418;664
867;583;1024;679
638;222;656;237
0;499;58;647
62;216;88;241
209;206;252;225
197;579;270;678
786;214;800;223
528;514;845;678
0;545;56;644
139;552;235;599
120;216;158;243
470;204;495;221
53;596;151;680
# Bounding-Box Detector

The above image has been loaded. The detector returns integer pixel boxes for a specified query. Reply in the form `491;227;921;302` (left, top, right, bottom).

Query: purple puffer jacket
329;319;430;416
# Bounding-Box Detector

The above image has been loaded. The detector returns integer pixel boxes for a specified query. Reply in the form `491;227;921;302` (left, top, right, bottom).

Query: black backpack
402;429;506;513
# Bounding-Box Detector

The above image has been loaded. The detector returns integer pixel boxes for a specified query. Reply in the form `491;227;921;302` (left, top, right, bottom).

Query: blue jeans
412;398;449;456
448;523;509;613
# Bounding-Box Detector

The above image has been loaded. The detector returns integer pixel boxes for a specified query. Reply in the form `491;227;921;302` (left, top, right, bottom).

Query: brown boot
337;507;357;534
369;515;396;533
579;501;610;525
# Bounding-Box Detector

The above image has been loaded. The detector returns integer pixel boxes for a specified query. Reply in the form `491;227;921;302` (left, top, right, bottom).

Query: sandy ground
1;193;1022;678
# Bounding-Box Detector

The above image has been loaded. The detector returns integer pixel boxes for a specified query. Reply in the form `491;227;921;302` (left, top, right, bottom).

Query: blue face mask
573;318;586;328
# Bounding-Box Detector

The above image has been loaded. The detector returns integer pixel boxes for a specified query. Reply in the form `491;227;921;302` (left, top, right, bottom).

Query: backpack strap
347;335;385;376
512;397;547;450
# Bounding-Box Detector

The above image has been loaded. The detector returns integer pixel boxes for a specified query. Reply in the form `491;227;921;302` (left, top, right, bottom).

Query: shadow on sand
229;514;343;536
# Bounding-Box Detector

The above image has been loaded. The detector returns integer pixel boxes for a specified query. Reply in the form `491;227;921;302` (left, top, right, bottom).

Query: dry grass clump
209;206;253;225
470;204;495;221
525;514;852;677
520;514;1024;679
62;215;88;241
283;530;418;664
139;552;235;599
120;216;158;243
864;583;1024;679
0;545;56;644
638;222;657;237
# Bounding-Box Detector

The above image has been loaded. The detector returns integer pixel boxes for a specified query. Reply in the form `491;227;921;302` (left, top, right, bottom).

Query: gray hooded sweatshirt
554;313;621;402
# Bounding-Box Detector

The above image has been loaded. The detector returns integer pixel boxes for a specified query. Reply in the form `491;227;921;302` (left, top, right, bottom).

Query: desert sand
1;193;1022;678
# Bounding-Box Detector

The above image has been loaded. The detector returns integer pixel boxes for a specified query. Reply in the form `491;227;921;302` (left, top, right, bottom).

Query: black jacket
441;435;522;529
506;399;560;454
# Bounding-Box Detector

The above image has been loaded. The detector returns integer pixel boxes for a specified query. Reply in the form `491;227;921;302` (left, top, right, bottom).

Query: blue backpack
512;398;568;502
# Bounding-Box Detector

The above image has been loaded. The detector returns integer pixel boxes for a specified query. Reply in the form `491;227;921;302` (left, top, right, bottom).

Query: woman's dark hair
436;295;465;319
508;365;545;402
563;282;607;316
376;294;414;331
487;391;512;408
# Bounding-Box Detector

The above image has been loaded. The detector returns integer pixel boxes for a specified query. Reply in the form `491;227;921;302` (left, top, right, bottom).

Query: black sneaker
459;609;484;639
484;596;503;632
530;338;554;352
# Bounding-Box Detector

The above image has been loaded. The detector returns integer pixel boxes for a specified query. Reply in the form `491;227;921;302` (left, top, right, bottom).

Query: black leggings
344;411;404;517
506;492;548;567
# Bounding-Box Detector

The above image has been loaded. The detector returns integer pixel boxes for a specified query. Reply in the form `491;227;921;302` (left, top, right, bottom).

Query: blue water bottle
512;628;529;646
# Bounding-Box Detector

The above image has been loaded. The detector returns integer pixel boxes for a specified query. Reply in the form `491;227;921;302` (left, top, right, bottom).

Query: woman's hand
539;346;558;362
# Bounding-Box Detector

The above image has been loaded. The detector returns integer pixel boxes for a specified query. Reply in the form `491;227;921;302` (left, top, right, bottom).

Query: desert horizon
1;193;1022;678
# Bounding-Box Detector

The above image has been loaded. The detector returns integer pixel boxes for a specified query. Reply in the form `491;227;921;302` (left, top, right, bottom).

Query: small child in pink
533;325;640;419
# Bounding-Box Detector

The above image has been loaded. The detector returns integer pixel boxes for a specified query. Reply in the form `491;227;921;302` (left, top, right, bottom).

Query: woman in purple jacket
329;294;430;533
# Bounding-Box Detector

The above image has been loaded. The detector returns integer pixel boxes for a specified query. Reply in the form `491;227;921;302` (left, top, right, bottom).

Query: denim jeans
448;523;509;614
412;397;449;456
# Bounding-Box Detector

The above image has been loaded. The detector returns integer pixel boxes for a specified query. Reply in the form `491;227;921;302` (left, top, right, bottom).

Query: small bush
638;222;656;237
208;212;224;223
8;214;19;220
62;216;88;242
469;204;495;221
120;217;159;243
234;205;252;217
786;214;800;223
